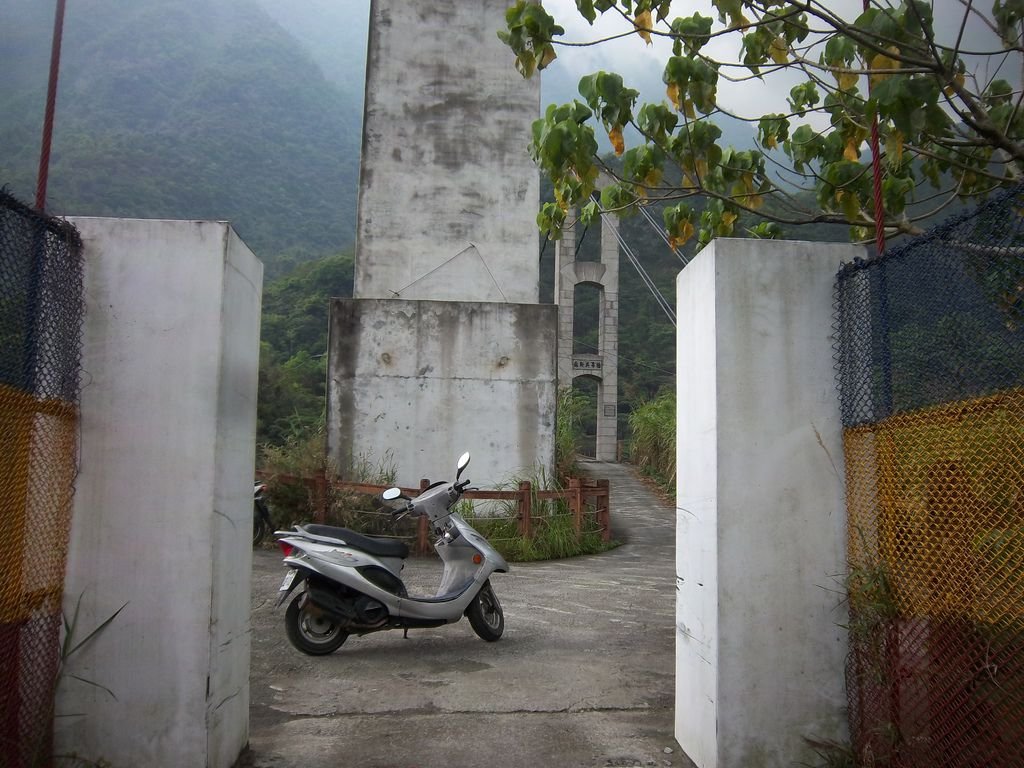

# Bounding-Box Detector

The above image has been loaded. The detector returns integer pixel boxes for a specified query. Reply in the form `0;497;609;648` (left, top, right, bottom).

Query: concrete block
328;299;556;488
55;218;262;768
675;238;859;767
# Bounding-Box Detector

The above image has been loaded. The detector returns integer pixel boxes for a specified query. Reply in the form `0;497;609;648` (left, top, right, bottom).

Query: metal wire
589;194;677;326
0;188;83;766
835;184;1024;767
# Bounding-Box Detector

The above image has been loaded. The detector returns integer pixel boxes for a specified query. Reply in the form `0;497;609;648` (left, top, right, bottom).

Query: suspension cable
591;194;677;327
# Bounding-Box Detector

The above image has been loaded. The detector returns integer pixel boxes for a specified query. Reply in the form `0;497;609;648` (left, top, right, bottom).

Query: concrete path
244;460;688;768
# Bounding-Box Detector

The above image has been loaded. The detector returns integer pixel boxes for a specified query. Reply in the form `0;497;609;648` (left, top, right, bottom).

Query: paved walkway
244;460;687;768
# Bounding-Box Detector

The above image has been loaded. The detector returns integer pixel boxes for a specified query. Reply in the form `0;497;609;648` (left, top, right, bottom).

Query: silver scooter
274;452;509;655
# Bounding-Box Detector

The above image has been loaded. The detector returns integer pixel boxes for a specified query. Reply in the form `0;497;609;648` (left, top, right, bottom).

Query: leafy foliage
501;0;1024;249
258;252;354;446
627;388;676;493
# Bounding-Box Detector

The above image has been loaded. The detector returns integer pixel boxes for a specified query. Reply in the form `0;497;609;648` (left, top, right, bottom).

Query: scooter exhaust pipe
307;582;388;629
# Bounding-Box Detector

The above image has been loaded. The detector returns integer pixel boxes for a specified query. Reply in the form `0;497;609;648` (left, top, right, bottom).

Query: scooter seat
300;524;410;559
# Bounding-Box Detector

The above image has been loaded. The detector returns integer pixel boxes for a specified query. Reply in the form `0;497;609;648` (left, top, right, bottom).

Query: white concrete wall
353;0;540;303
327;299;556;488
55;218;262;768
675;238;858;767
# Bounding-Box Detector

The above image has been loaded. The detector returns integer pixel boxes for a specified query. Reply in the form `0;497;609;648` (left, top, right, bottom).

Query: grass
258;421;398;532
460;469;619;562
627;388;676;495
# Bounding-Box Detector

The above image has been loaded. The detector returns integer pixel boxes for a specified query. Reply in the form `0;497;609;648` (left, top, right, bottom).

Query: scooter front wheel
285;592;349;655
466;580;504;642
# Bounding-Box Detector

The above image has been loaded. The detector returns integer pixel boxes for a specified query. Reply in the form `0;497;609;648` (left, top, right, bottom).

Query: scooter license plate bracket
275;569;301;608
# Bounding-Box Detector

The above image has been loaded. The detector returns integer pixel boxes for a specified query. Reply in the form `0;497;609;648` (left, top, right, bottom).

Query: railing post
518;480;532;540
569;477;583;538
596;478;610;542
312;468;328;524
417;478;430;555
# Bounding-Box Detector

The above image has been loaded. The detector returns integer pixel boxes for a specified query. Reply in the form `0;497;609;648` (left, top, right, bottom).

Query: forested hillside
258;253;354;445
1;0;361;276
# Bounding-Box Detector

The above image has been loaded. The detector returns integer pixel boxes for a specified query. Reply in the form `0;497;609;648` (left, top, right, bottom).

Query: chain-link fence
0;189;83;767
836;186;1024;767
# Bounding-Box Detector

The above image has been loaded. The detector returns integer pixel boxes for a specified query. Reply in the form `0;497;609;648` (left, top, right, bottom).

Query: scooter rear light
278;541;294;557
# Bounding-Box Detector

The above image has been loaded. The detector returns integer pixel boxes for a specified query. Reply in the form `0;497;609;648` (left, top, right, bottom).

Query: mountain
252;0;370;107
0;0;362;275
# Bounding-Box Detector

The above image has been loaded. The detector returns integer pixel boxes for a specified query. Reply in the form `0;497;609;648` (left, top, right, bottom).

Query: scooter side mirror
382;487;409;502
456;452;471;479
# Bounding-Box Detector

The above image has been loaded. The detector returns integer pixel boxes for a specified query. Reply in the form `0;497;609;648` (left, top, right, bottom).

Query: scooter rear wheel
285;592;349;655
252;509;268;546
466;580;504;641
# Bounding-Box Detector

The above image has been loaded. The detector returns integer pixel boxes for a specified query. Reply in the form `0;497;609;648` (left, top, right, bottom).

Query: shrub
459;468;618;562
628;388;676;494
555;387;589;483
258;422;397;532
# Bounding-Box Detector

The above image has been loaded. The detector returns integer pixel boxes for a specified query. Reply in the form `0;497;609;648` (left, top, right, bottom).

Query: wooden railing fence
256;470;611;554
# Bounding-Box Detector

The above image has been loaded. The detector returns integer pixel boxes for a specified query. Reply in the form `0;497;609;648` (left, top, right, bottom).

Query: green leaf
758;114;790;149
500;1;566;79
576;0;597;24
580;199;600;224
669;13;713;55
637;103;678;144
788;82;819;114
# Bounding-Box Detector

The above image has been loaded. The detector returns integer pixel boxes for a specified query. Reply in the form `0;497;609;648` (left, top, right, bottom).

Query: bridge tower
554;201;620;462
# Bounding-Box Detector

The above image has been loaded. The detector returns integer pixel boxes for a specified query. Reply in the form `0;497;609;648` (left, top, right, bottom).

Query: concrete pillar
554;203;620;461
55;218;262;768
327;299;557;489
675;238;860;767
353;0;540;303
595;214;620;461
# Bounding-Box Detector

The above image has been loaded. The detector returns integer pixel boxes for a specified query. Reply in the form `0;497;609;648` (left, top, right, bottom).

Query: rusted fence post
312;468;328;524
417;479;430;555
596;478;610;542
517;480;532;540
569;477;583;537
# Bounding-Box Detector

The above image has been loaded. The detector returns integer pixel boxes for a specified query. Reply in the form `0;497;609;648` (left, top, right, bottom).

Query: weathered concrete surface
327;298;557;488
354;0;540;303
58;218;261;768
676;238;857;768
244;461;689;768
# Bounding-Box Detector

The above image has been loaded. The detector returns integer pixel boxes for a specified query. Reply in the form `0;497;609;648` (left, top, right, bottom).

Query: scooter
274;452;508;655
253;480;273;546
